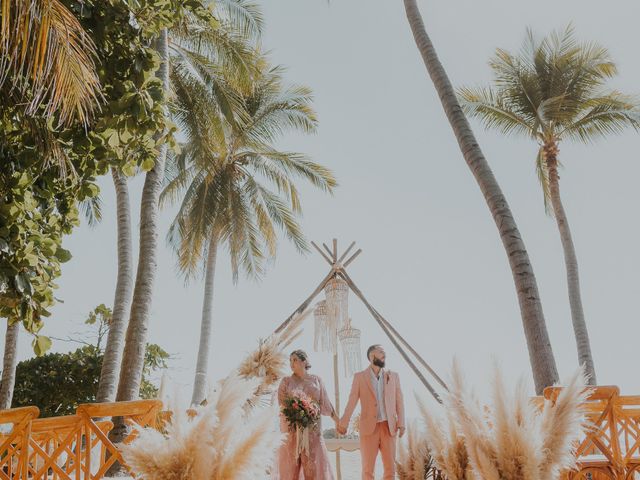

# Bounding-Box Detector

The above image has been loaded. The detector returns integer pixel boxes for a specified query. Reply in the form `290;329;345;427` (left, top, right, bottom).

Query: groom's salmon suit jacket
341;368;405;436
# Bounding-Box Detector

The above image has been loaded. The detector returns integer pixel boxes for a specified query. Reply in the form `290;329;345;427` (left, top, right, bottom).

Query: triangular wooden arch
273;239;447;403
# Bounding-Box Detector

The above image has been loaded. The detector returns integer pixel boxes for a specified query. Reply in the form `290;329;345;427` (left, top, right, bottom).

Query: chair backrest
28;415;84;480
75;400;162;478
0;406;39;480
544;386;623;471
613;396;640;464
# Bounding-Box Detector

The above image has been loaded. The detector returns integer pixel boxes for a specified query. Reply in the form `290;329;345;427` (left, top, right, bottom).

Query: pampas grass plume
122;376;283;480
419;360;587;480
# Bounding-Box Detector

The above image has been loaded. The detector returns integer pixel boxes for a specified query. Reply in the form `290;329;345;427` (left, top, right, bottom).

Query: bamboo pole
339;270;443;403
373;306;448;390
311;241;333;265
322;243;335;261
274;270;336;334
337;242;356;265
343;249;362;268
333;347;342;480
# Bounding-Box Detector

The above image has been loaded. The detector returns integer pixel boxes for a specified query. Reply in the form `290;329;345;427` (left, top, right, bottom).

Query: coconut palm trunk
543;140;596;384
116;28;170;403
191;235;219;406
96;168;134;402
106;33;170;468
0;321;19;409
403;0;558;393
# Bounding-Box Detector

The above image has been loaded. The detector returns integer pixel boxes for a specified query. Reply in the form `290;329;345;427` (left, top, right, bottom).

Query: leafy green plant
10;304;169;416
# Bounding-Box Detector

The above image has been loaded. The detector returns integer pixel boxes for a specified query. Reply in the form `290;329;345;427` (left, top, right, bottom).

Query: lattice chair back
0;406;39;480
613;395;640;475
546;385;622;475
75;399;163;478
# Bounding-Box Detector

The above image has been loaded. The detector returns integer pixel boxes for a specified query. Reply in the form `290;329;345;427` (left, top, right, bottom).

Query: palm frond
243;175;307;254
170;44;247;127
169;12;258;94
560;94;640;142
458;86;535;137
214;0;264;39
0;0;102;126
79;194;103;227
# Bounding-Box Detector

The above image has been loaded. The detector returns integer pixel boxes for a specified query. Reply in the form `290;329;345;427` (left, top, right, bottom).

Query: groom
338;344;405;480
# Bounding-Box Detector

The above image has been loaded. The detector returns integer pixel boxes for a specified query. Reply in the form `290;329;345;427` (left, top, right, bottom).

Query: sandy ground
104;452;384;479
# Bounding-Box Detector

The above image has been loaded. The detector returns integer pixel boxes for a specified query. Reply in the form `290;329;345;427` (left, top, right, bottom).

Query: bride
275;350;339;479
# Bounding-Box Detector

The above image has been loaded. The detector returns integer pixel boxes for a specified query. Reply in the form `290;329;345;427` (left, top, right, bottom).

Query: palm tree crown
163;60;337;280
459;26;639;206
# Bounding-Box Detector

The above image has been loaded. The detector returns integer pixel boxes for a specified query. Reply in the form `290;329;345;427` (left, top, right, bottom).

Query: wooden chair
545;386;622;480
75;400;162;478
612;396;640;479
27;415;113;480
0;406;39;480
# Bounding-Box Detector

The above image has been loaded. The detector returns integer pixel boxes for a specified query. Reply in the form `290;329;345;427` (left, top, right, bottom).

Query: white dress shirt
369;367;387;422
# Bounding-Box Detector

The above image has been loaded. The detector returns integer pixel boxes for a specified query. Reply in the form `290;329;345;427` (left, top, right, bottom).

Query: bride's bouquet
281;391;320;458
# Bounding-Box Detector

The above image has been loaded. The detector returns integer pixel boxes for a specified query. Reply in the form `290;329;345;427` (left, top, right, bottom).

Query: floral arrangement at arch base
414;361;588;480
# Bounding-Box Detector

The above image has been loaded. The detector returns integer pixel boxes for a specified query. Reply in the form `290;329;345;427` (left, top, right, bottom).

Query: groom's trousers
359;420;396;480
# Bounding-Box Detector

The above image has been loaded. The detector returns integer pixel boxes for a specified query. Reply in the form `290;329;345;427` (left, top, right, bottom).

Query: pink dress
276;374;336;480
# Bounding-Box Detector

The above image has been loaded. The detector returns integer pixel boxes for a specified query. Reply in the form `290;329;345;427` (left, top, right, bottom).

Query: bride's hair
291;349;312;370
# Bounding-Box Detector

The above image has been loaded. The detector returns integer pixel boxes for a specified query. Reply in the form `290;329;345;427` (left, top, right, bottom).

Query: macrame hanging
324;276;349;345
338;318;362;377
313;300;334;353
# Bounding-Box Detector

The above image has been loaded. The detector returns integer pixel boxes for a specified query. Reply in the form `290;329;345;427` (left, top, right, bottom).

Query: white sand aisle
103;451;384;479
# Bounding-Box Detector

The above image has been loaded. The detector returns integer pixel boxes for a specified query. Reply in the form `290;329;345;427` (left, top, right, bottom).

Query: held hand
398;426;406;438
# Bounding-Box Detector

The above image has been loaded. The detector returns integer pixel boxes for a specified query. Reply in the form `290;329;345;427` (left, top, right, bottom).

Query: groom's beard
373;358;385;368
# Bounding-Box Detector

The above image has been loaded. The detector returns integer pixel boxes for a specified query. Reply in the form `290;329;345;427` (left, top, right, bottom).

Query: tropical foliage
0;0;102;126
10;304;168;417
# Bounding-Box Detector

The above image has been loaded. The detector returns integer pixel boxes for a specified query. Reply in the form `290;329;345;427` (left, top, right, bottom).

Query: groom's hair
367;344;382;361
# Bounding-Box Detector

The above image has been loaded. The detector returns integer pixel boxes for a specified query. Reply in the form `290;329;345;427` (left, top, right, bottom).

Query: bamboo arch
273;239;447;402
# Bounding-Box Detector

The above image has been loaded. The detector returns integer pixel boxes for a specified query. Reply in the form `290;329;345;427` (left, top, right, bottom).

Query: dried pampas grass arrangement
419;398;472;480
236;310;308;404
397;422;443;480
420;361;587;480
122;376;283;480
121;313;309;479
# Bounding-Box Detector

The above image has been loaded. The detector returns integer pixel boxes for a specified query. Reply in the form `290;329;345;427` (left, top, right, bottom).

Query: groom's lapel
363;369;376;399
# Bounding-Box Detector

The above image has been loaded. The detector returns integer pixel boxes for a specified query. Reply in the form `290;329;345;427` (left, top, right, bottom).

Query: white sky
7;0;640;418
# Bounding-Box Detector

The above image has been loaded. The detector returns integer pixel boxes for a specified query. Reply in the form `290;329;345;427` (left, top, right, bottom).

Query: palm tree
458;27;640;385
402;0;558;393
0;0;102;126
112;1;262;405
0;321;19;409
96;168;133;402
162;62;337;405
115;28;171;404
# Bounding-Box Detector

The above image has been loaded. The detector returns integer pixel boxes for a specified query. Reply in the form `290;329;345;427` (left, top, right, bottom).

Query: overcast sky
8;0;640;417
